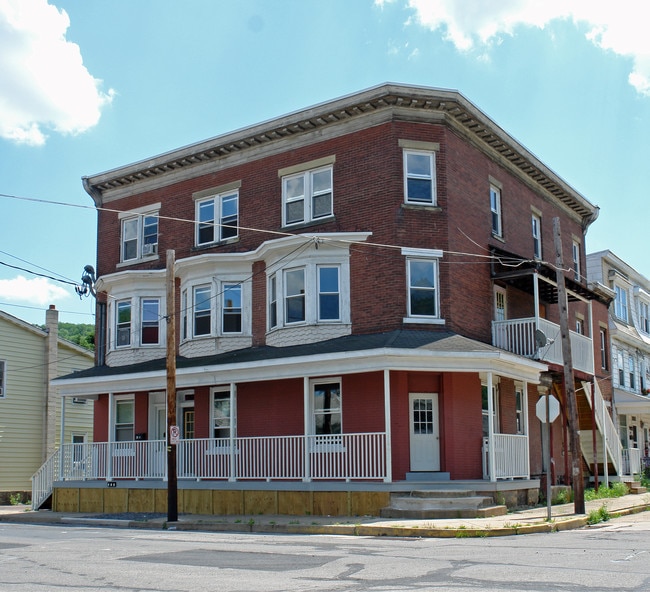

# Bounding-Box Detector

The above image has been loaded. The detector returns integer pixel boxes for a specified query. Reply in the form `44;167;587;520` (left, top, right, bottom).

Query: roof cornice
83;83;598;227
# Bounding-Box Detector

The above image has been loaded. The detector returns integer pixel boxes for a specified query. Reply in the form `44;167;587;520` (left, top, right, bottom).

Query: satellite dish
535;329;549;349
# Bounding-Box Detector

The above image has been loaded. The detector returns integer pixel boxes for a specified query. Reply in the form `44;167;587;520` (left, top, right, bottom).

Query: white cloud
0;0;114;146
405;0;650;96
0;275;70;305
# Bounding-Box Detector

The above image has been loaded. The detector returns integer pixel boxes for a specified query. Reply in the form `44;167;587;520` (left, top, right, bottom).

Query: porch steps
626;481;647;495
380;489;507;519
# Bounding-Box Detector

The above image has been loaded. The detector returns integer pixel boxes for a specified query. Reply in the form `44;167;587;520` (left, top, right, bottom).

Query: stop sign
536;394;560;423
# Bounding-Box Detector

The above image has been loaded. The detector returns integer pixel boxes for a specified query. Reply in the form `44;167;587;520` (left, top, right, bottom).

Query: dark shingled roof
57;330;500;381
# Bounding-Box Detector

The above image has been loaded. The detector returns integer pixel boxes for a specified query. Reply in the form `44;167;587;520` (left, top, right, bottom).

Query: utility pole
553;217;585;514
166;250;178;522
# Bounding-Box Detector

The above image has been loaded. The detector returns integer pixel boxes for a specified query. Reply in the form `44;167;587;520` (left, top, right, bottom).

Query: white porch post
522;381;530;479
533;271;540;331
383;369;392;483
602;392;609;488
303;377;311;482
107;392;113;481
59;396;66;480
229;383;237;482
487;372;496;482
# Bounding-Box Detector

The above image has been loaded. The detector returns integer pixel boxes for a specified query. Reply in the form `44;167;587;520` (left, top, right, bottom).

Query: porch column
383;369;392;483
533;271;540;330
303;377;310;482
487;372;496;482
59;396;66;480
522;381;530;479
229;383;236;482
107;392;114;481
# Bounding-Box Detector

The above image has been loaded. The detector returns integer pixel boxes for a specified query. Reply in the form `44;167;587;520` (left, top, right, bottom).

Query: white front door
409;393;440;471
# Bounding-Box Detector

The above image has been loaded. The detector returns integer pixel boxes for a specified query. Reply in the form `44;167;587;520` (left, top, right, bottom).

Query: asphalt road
1;512;650;592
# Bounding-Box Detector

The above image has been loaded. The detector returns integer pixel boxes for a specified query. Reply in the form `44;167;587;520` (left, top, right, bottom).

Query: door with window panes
409;393;440;471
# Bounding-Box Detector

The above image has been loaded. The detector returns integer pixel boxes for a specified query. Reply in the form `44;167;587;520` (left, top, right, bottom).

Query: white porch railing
482;434;529;480
32;448;61;510
48;433;387;484
622;448;642;477
492;317;594;374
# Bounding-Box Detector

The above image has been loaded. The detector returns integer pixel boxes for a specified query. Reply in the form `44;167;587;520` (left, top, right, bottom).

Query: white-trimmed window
515;385;524;435
494;286;507;321
600;328;608;370
193;285;212;336
120;205;160;263
572;240;581;282
312;380;342;436
614;285;629;322
404;149;436;205
640;301;650;334
532;213;542;259
629;357;636;391
618;351;625;387
114;397;135;442
141;299;160;345
482;383;499;437
212;388;233;439
575;318;584;335
196;190;239;246
268;261;347;330
490;184;502;237
116;300;132;347
0;360;6;399
282;166;333;226
222;284;242;333
402;248;443;322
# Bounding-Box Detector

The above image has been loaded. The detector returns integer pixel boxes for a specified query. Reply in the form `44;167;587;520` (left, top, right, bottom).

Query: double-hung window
532;213;542;259
282;166;333;226
618;351;625;387
572;240;581;281
141;299;160;345
115;397;135;442
490;184;502;237
116;300;132;347
614;285;629;322
212;388;233;440
222;284;242;333
402;248;443;322
600;328;608;370
285;268;306;324
196;189;239;246
193;285;212;336
403;149;436;204
629;357;636;391
640;301;650;334
318;266;340;321
313;381;342;436
120;204;160;263
0;360;6;398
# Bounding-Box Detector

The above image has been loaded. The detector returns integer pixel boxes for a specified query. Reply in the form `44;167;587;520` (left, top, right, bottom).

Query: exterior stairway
380;489;507;519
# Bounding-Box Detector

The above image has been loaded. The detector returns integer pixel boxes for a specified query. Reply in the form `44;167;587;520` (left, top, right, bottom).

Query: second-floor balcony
492;317;594;374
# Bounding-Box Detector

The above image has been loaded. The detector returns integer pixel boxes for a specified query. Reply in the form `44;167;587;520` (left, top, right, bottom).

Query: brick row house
44;84;616;516
587;250;650;477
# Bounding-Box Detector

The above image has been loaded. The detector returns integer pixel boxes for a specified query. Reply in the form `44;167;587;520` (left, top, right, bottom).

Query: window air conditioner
142;243;157;256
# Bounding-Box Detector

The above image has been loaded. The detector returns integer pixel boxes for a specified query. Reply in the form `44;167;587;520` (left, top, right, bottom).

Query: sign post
537;393;560;520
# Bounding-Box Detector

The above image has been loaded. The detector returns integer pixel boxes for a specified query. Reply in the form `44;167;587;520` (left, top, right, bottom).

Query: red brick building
46;84;615;516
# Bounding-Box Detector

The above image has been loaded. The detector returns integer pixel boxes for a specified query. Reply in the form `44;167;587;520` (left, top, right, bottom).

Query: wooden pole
166;250;178;523
553;217;585;514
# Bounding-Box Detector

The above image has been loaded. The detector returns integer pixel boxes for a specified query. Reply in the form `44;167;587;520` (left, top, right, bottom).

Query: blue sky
1;0;649;326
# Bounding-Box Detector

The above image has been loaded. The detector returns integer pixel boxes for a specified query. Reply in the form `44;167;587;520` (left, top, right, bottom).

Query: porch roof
55;330;547;396
613;388;650;414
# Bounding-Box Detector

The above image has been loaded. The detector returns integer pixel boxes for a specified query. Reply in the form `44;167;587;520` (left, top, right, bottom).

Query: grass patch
584;481;628;501
587;505;611;525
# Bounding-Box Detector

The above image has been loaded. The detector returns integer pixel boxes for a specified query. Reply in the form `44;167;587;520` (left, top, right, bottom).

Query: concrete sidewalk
1;493;649;538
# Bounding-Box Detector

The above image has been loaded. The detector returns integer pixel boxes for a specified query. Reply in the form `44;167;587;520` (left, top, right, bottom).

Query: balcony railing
492;317;594;374
482;434;529;480
622;448;642;477
53;433;387;483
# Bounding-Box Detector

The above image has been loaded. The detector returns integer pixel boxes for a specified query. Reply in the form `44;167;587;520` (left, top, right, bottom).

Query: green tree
40;322;95;351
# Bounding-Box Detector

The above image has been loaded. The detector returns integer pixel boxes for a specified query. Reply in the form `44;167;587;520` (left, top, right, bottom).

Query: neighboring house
587;250;650;475
0;306;94;502
49;83;613;516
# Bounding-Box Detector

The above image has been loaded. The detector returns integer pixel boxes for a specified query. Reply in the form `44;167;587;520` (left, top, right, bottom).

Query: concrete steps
626;481;648;494
380;489;508;519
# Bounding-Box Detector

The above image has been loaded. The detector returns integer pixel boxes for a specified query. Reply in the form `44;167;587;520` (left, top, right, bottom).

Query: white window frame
403;149;436;205
572;240;581;282
282;166;333;226
310;378;342;437
222;283;242;334
268;261;347;331
629;356;636;391
141;298;161;346
402;248;443;324
515;385;524;435
494;285;507;322
0;359;6;399
600;328;608;370
193;285;212;337
211;387;235;441
196;190;239;246
317;265;340;322
618;350;625;387
490;184;502;237
640;300;650;335
118;204;161;264
114;396;135;443
532;213;542;259
614;284;629;322
482;383;500;436
115;299;132;348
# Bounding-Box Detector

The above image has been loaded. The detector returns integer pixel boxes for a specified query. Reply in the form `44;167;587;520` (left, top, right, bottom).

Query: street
1;513;650;591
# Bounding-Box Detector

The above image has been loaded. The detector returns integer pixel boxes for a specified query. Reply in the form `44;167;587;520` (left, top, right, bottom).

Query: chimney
44;305;59;460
